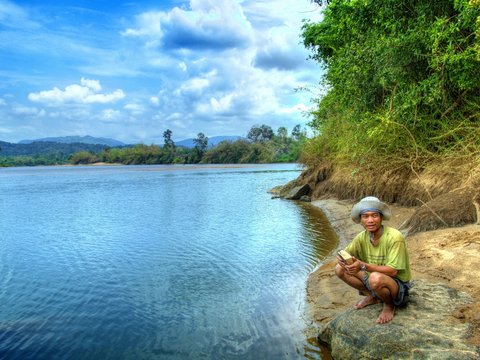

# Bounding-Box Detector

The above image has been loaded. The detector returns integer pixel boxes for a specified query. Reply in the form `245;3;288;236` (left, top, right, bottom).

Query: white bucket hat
351;196;391;223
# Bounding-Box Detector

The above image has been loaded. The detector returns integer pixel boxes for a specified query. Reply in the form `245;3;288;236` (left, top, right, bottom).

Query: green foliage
247;124;274;142
163;129;175;148
202;125;307;164
97;144;186;165
70;151;99;164
202;140;251;163
201;140;276;163
238;142;275;163
1;125;308;167
0;140;107;157
0;154;68;167
302;0;480;169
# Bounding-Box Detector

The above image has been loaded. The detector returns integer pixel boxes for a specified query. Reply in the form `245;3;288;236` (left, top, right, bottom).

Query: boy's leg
367;272;399;324
335;264;380;309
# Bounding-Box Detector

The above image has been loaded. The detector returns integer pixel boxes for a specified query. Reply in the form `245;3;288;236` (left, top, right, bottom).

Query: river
0;163;338;359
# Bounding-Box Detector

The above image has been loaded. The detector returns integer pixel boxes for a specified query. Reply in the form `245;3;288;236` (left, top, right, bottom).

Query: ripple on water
0;164;336;359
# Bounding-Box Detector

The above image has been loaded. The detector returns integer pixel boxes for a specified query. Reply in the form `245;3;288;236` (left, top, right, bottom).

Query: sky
0;0;322;144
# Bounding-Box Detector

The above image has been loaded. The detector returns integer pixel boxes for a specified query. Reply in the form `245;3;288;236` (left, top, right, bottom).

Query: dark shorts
362;273;411;307
393;278;411;307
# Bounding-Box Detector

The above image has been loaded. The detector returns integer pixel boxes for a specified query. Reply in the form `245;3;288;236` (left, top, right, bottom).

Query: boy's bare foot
354;295;380;309
376;304;395;324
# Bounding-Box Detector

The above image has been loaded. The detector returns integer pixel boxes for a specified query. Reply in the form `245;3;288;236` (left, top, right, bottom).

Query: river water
0;163;338;359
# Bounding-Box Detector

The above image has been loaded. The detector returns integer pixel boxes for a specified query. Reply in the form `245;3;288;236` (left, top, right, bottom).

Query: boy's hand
345;256;361;274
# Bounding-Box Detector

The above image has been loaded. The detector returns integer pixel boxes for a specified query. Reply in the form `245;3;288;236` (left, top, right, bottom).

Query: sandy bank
307;198;480;346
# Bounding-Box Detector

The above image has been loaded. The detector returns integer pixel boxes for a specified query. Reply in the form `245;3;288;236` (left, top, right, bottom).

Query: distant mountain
19;135;125;147
175;135;246;148
0;135;245;157
0;140;109;157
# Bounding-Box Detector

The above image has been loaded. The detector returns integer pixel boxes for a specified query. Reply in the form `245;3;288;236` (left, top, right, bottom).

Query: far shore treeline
0;124;307;167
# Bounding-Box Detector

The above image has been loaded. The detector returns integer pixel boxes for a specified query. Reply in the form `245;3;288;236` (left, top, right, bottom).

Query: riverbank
306;198;480;349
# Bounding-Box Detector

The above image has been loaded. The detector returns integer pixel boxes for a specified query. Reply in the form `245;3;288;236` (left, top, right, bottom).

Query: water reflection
296;202;340;270
294;202;339;359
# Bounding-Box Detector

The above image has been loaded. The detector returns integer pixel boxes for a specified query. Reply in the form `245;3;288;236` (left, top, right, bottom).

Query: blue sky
0;0;322;144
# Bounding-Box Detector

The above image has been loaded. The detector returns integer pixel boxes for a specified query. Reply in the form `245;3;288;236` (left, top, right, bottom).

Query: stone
318;280;479;359
284;184;311;200
268;185;285;195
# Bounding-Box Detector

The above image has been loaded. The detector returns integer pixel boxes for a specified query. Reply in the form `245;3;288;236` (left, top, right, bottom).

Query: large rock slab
319;280;479;359
284;184;310;200
268;179;311;200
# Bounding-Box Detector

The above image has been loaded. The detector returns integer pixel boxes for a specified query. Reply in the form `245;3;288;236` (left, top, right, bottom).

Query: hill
19;135;125;147
0;140;109;157
0;135;248;158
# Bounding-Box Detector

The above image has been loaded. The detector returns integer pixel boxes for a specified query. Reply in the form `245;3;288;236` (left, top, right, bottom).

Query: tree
247;125;262;142
260;125;274;142
193;132;208;152
301;0;480;167
202;140;251;163
163;129;175;149
240;142;275;163
277;127;288;141
291;125;306;142
247;124;274;142
188;132;208;163
69;151;98;164
162;129;176;164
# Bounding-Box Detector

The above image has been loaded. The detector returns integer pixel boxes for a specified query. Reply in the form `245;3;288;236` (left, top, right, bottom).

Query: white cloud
180;77;210;93
80;77;102;92
28;78;125;105
197;93;234;114
172;119;188;129
0;0;321;143
101;109;122;122
178;62;187;71
210;93;233;112
0;126;12;134
11;104;44;116
122;11;164;37
124;103;145;115
178;68;217;93
277;103;312;114
164;112;189;129
246;0;319;72
0;0;39;29
166;112;183;121
122;0;253;50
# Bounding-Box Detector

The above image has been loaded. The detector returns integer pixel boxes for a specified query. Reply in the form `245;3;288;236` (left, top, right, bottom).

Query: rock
284;184;311;200
268;185;285;195
319;280;479;359
299;195;311;202
268;179;302;198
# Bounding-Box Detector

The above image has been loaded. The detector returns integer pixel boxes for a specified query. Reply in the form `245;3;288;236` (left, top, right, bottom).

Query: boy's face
360;211;383;233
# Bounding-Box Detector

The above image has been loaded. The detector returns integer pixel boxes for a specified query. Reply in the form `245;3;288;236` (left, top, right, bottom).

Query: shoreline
306;198;480;347
2;162;304;169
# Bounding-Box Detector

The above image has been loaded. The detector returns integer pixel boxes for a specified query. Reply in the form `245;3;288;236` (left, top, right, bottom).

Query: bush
302;0;480;171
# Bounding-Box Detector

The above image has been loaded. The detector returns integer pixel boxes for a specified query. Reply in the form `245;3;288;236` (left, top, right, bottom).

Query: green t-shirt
344;226;411;282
